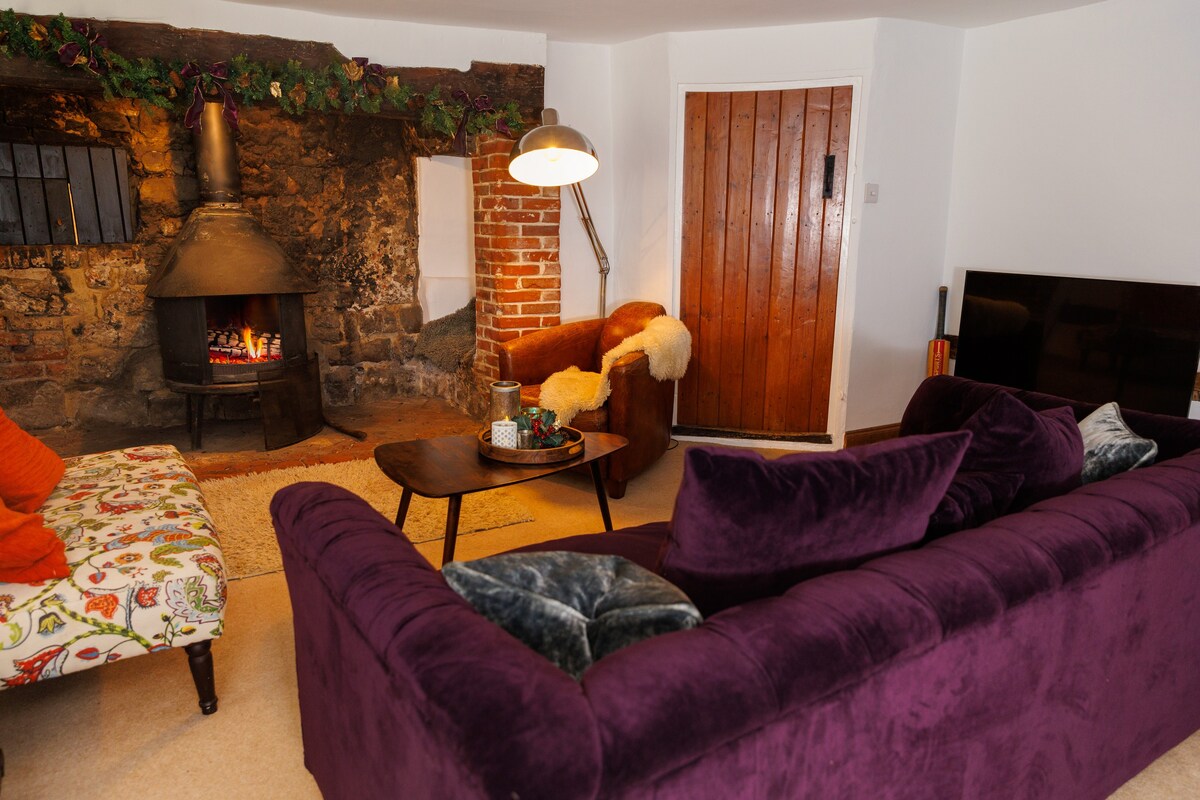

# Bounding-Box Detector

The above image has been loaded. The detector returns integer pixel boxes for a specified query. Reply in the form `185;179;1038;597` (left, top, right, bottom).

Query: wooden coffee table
374;431;628;564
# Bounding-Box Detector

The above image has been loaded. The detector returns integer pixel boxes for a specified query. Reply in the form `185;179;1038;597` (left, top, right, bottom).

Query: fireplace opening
206;294;285;379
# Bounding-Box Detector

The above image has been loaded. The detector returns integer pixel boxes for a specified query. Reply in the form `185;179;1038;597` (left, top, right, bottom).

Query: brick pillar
472;135;561;384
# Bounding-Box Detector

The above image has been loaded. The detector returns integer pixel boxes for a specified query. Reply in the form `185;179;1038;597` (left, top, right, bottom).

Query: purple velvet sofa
271;376;1200;799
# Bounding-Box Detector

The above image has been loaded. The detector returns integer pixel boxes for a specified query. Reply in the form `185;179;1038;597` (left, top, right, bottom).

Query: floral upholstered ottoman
0;445;225;713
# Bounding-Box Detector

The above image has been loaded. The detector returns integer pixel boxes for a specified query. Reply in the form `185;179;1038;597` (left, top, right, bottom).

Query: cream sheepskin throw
539;315;692;426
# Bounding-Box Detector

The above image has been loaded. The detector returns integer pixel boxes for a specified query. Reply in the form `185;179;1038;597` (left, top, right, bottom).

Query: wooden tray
478;426;585;464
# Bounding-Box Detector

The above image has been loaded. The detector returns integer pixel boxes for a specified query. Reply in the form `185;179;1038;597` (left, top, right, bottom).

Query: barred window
0;141;132;245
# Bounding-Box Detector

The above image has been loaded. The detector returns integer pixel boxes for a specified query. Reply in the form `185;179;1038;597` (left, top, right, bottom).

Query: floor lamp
508;109;611;318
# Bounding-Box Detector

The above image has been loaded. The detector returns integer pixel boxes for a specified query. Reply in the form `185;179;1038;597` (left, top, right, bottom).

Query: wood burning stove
147;102;320;449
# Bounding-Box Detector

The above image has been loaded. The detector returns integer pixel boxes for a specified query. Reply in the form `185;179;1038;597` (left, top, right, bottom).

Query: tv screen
955;271;1200;417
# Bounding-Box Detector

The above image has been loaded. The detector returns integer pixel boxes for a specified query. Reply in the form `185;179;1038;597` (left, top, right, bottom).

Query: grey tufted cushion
1079;402;1158;484
442;551;701;679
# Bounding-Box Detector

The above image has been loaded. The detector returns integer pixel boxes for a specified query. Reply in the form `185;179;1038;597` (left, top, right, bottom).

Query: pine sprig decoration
0;9;524;147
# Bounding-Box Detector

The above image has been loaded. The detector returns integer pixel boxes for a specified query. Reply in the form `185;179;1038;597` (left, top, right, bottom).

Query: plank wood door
677;86;852;437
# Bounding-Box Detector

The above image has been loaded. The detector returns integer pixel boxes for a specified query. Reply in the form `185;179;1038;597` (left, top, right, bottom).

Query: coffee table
374;431;628;564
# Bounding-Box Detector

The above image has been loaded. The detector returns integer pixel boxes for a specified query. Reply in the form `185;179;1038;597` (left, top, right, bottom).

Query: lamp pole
568;181;610;317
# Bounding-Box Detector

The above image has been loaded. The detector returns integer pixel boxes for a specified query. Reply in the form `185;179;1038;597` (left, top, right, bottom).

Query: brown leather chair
498;301;677;499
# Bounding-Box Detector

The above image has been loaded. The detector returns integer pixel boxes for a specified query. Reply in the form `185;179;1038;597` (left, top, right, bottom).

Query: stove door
257;354;323;450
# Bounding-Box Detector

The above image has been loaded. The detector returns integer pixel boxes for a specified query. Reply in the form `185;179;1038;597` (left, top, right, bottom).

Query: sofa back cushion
957;392;1083;508
926;470;1025;540
901;375;1200;461
661;432;971;615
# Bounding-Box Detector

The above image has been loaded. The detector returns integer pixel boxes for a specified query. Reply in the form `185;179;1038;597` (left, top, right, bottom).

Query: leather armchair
498;301;676;498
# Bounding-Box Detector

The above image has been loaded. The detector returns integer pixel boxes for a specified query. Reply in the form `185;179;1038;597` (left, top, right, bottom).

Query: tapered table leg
441;494;463;564
394;488;413;529
590;461;614;532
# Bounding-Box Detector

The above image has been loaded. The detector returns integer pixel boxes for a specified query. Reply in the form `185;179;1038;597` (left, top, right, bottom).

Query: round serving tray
478;426;585;464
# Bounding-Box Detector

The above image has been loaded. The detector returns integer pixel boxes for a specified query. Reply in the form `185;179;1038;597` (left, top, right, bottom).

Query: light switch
864;183;879;204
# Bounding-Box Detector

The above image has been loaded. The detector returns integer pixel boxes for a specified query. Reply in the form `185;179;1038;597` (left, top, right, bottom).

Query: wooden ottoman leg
184;640;219;715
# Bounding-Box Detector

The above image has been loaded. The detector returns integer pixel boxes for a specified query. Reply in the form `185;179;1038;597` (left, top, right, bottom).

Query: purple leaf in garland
364;62;385;88
57;41;83;67
496;118;512;137
70;20;90;37
209;61;229;80
92;34;107;49
184;81;206;130
452;115;470;157
220;88;240;133
473;94;493;112
451;89;470;103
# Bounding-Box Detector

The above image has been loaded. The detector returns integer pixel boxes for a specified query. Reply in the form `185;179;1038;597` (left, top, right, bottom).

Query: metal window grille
0;141;132;245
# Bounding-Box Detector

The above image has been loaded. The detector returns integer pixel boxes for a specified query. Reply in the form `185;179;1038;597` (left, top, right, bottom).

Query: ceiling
227;0;1104;43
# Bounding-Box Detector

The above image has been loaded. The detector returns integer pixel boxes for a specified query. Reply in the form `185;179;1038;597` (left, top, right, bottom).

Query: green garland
0;10;523;144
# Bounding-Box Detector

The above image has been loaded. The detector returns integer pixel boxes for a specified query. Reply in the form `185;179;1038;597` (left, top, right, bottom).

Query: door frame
670;76;864;450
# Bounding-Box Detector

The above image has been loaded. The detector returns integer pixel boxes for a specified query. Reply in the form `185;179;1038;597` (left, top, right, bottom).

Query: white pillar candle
491;418;518;449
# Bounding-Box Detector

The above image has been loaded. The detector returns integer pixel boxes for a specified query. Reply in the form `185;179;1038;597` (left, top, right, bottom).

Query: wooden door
677;86;852;437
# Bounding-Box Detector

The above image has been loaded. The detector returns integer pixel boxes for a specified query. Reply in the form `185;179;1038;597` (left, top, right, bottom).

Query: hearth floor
37;396;480;481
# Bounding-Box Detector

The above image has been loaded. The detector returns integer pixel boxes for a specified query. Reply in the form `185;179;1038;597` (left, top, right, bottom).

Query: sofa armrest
605;352;675;482
499;318;606;385
271;483;601;800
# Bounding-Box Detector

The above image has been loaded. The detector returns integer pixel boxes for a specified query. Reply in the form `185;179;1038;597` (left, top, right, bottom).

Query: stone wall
0;86;429;430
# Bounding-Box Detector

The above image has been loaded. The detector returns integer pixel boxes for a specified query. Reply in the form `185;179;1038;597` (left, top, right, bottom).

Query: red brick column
471;135;561;383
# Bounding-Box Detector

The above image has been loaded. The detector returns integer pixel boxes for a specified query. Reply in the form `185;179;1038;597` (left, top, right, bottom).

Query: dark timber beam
0;17;544;124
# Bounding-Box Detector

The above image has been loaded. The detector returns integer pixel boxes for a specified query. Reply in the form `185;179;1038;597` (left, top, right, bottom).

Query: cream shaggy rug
199;459;533;579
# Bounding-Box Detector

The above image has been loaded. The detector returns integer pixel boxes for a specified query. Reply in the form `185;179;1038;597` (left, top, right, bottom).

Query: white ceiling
227;0;1106;44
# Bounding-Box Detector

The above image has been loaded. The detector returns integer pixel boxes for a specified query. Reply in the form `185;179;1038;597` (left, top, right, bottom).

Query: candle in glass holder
489;381;521;424
491;417;518;449
517;429;534;450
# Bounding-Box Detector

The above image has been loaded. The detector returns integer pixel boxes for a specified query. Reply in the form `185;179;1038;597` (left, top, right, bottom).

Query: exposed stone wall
0;86;427;430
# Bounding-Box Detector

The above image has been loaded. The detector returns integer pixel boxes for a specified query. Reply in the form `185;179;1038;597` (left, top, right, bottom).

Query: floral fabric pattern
1;446;225;688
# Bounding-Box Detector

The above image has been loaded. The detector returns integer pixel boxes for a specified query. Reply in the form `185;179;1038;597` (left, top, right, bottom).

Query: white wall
609;34;673;311
545;41;615;321
846;19;964;428
9;0;545;68
945;0;1200;417
416;157;475;322
605;19;965;435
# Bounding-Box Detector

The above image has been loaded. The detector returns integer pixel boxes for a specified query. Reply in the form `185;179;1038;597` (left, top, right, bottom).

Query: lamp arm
569;181;611;317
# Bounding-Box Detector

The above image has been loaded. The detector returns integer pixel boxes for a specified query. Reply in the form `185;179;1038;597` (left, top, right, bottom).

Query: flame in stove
242;326;266;359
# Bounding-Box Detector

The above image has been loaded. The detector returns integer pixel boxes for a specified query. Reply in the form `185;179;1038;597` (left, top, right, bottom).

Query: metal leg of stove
189;394;205;450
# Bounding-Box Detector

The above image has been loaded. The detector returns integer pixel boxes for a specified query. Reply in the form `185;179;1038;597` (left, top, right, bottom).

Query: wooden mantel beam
0;16;544;123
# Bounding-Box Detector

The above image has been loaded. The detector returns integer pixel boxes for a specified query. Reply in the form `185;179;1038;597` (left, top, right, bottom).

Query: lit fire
208;325;283;365
243;326;266;359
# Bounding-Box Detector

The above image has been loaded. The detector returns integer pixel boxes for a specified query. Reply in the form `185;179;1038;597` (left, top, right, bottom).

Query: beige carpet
0;442;1196;798
199;459;533;578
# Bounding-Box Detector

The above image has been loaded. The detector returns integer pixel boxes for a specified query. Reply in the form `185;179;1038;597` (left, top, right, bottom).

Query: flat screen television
955;271;1200;417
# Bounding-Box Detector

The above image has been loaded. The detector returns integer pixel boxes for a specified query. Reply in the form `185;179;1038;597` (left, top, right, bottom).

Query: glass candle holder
517;429;534;450
491;418;518;448
489;381;521;423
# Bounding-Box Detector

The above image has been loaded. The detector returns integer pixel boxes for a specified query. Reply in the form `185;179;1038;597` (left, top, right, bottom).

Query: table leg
394;488;413;529
441;494;463;564
590;461;614;532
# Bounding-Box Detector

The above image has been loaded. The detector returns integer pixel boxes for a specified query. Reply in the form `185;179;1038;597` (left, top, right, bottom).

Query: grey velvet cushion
442;551;701;679
1079;402;1158;483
